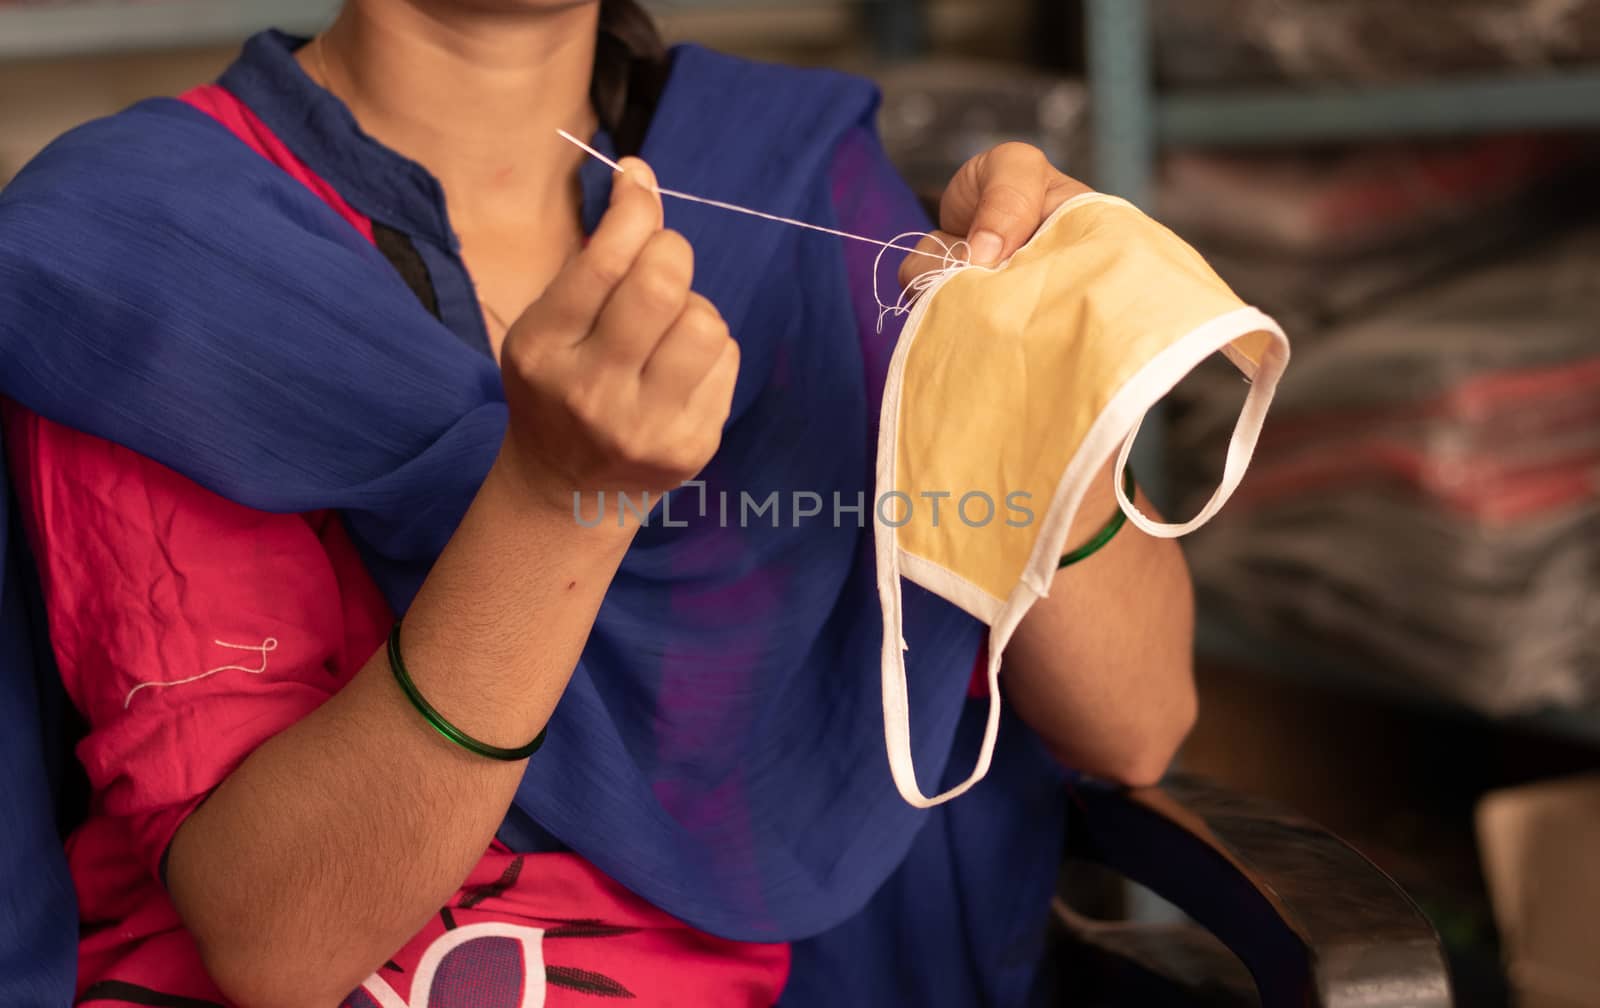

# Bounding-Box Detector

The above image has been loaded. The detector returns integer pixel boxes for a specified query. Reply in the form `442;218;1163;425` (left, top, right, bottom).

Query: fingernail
627;161;656;191
613;158;655;193
970;231;1004;267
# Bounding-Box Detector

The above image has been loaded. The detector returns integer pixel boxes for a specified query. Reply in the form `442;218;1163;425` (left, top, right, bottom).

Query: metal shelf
1162;70;1600;147
1085;0;1600;185
0;1;336;61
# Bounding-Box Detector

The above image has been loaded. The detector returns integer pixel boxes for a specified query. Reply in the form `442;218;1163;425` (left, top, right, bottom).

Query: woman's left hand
900;142;1093;288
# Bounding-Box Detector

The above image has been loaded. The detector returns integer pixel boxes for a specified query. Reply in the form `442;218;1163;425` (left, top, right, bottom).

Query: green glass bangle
387;622;547;762
1059;468;1137;569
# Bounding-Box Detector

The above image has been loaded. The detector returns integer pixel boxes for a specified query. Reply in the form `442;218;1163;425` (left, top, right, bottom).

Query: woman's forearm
167;451;635;1008
1003;460;1197;787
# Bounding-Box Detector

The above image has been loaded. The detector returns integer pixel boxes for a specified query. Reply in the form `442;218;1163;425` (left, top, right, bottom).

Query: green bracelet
1059;468;1137;569
387;622;547;762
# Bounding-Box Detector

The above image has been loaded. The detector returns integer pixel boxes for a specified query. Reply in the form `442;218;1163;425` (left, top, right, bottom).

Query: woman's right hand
498;158;739;515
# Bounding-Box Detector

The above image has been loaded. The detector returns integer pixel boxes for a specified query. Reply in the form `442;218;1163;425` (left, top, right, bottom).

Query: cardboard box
1477;773;1600;1008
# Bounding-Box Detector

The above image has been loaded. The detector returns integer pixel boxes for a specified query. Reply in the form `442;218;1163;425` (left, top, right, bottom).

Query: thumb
610;156;664;229
516;157;664;347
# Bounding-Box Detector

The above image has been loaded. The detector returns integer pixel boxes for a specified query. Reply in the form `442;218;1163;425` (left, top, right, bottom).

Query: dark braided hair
592;0;671;157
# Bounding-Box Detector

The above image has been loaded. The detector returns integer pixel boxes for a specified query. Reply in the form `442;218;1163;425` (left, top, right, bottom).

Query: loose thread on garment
123;637;280;709
870;231;973;332
556;129;979;328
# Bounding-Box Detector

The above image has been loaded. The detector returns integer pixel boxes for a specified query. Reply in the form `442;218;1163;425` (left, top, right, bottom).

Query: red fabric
4;407;787;1006
0;82;788;1006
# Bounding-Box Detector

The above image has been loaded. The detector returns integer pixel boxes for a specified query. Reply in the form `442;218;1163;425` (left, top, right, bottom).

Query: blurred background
4;1;1599;1005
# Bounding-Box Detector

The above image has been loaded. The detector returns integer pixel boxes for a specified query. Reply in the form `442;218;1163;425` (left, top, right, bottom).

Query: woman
0;1;1195;1005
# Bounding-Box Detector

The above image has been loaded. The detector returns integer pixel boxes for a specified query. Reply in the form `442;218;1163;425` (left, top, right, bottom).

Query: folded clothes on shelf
1173;219;1600;716
1154;0;1600;88
1156;135;1600;333
1159;136;1591;260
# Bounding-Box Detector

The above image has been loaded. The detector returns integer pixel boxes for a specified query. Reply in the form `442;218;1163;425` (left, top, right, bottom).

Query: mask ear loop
1115;329;1289;539
879;535;1008;810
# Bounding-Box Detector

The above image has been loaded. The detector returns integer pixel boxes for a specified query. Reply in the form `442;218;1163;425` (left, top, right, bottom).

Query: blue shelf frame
1086;0;1600;182
1086;0;1156;205
1165;70;1600;146
1084;0;1167;508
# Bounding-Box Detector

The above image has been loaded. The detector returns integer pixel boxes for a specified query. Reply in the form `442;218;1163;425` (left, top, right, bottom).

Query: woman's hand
899;142;1093;287
500;157;740;513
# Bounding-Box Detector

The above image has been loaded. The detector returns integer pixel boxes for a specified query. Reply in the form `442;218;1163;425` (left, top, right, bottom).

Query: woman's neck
304;0;600;231
303;1;606;355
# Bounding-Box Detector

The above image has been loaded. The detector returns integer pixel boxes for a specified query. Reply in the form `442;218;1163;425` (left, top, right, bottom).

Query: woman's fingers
536;157;665;342
938;142;1092;267
640;293;728;397
586;228;695;372
940;143;1049;267
684;335;741;434
638;294;739;478
499;166;735;503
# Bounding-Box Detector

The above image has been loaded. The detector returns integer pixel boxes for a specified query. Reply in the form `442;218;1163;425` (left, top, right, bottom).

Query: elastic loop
388;622;547;762
1060;468;1136;568
1114;331;1286;540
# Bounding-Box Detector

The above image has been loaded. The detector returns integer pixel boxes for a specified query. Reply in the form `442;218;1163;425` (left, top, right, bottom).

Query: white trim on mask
898;552;1005;624
1113;307;1289;539
875;250;1010;809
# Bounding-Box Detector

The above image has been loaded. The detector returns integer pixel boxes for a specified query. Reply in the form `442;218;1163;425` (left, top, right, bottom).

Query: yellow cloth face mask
878;193;1290;808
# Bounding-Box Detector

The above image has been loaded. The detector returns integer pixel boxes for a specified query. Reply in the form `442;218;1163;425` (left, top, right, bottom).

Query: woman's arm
165;160;739;1008
167;462;629;1008
1001;459;1197;787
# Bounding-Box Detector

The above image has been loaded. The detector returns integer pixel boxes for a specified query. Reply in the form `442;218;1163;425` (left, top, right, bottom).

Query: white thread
557;129;951;261
871;231;973;333
123;637;280;709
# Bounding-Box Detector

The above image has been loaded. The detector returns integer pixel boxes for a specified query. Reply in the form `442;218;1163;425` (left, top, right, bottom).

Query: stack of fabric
1155;135;1594;333
1171;219;1600;715
1141;0;1600;710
